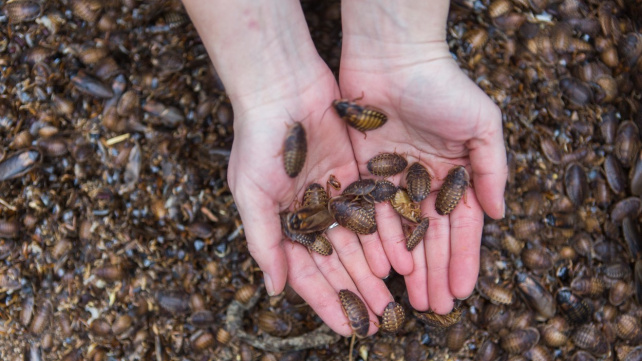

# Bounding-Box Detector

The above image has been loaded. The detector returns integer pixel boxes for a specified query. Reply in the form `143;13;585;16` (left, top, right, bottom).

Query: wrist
340;0;451;67
184;0;327;110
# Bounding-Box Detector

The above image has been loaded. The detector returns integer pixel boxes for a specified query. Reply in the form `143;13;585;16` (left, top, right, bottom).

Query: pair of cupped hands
226;40;507;336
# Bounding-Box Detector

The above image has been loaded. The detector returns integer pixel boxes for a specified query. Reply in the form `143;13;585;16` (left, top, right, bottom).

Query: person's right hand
226;66;396;336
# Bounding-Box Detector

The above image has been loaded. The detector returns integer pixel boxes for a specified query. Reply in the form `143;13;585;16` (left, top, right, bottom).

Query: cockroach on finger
435;165;470;215
405;217;430;251
339;289;370;361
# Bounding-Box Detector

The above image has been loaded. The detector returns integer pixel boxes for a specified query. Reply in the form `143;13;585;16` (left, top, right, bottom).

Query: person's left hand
337;38;507;314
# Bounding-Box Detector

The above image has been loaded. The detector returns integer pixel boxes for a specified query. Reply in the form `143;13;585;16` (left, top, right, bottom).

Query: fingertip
430;298;455;315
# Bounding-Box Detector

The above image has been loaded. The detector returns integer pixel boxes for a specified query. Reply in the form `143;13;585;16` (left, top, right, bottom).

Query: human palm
339;54;507;314
227;69;395;336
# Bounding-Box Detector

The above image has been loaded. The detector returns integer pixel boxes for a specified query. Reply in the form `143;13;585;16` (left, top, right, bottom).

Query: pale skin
183;0;508;336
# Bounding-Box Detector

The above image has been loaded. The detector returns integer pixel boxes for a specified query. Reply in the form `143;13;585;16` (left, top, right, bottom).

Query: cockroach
257;311;294;337
189;310;215;328
332;98;387;134
3;0;41;23
556;288;592;325
414;307;463;329
406;162;431;202
500;327;540;354
406;217;429;251
371;180;397;202
339;289;369;361
71;72;114;98
282;121;307;178
192;331;215;353
308;233;333;256
477;277;514;305
514;272;556;320
328;196;377;234
391;188;421;223
435;166;470;215
379;302;405;333
572;324;609;356
446;322;469;351
303;183;328;207
327;174;341;195
280;213;315;246
367;153;408;177
282;205;334;234
342;179;376;202
29;300;52;335
0;149;41;182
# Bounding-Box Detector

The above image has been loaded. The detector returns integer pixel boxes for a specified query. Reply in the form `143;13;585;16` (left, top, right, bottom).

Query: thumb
237;197;288;296
467;104;507;219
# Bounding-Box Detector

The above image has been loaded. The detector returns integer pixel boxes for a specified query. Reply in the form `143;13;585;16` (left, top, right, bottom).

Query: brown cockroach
405;217;430;251
308;233;333;256
371;180;397;202
342;179;376;202
339;289;370;361
435;166;470;215
379;302;405;333
328;195;377;234
556;288;592;325
303;183;329;207
406;162;431;202
414;307;463;329
282;205;334;234
332;98;387;135
367;153;408;177
282;121;307;178
391;188;421;223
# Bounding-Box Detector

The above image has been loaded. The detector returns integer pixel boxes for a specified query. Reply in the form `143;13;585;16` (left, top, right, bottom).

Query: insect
281;205;334;234
0;149;42;182
371;180;397;202
391;188;421;223
328;196;377;234
282;121;307;177
414;307;462;329
379;302;405;333
339;289;370;361
326;174;341;195
555;288;592;325
406;162;431;202
435;166;470;215
303;183;329;207
332;98;387;135
477;277;514;305
308;233;333;256
342;179;376;202
405;217;430;251
367;153;408;177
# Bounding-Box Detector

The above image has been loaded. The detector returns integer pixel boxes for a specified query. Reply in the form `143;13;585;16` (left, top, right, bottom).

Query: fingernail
500;200;506;219
263;272;275;296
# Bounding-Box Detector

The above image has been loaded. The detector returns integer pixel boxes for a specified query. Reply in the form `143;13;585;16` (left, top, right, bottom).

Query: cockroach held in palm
332;99;387;133
435;165;470;215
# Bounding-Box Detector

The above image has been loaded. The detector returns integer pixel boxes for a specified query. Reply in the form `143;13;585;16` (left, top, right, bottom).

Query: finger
375;202;414;275
467;103;508;220
423;193;455;314
356;231;391;279
448;191;484;299
285;243;355;336
405;236;429;311
327;226;393;325
240;198;288;296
